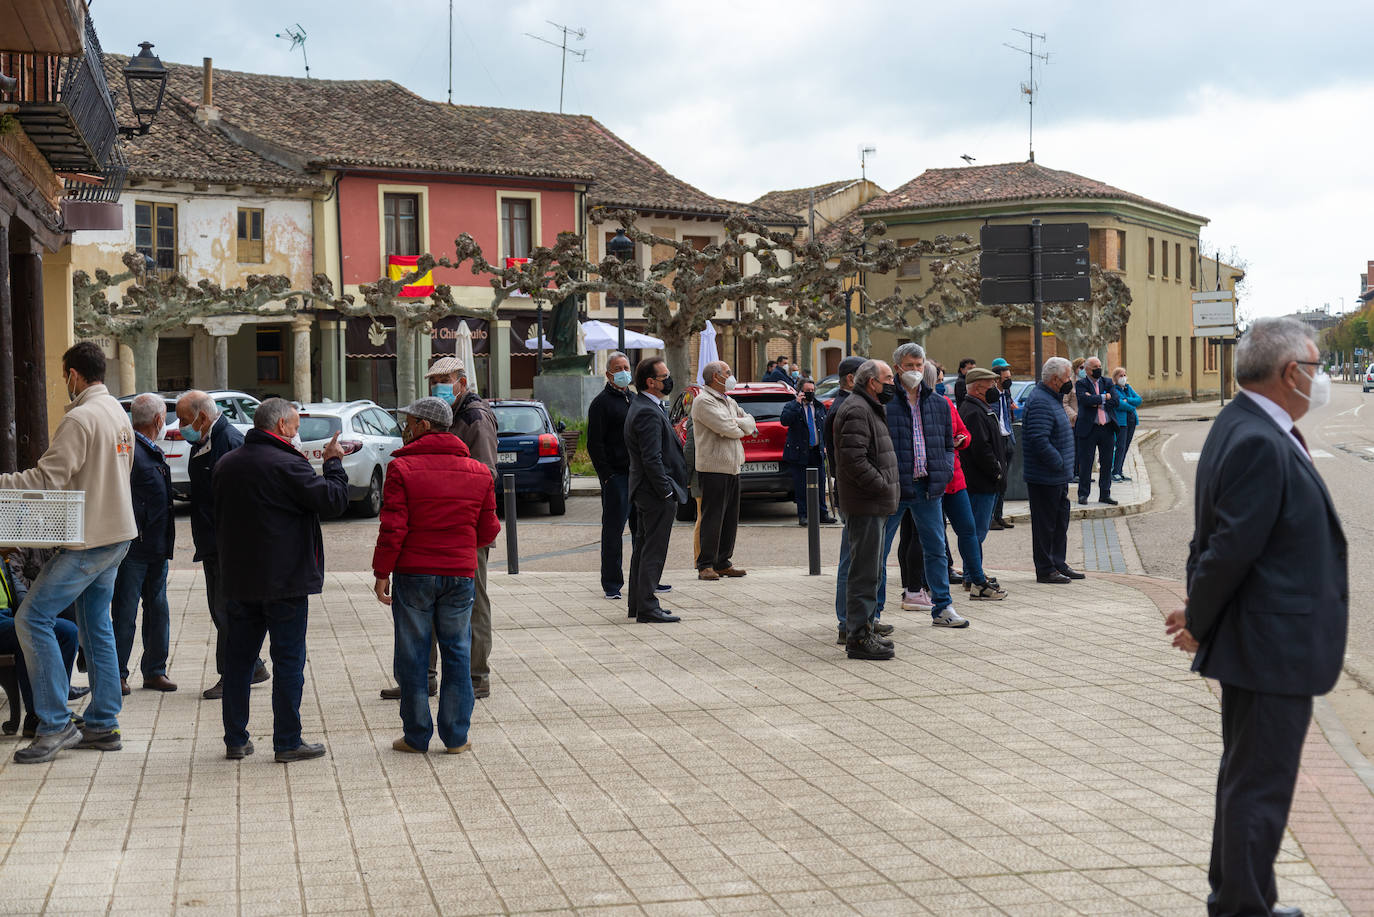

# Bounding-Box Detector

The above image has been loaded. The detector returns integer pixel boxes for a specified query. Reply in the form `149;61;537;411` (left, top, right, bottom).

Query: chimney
195;57;220;124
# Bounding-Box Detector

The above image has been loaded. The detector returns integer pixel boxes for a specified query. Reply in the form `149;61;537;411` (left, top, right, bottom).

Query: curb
1003;429;1160;524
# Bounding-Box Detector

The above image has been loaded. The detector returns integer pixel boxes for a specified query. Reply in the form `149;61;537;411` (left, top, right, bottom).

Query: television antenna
1004;29;1048;162
275;24;310;79
525;21;587;113
859;145;877;182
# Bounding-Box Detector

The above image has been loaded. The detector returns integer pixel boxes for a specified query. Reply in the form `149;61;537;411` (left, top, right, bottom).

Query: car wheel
547;462;569;516
353;467;383;517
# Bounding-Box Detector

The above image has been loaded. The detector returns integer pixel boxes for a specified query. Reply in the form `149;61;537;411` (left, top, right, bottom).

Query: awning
342;315;546;359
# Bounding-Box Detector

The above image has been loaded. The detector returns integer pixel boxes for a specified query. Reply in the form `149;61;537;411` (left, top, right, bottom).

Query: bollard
503;473;519;574
806;467;821;575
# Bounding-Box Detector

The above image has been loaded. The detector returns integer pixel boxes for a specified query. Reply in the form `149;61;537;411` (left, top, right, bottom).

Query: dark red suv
669;382;799;520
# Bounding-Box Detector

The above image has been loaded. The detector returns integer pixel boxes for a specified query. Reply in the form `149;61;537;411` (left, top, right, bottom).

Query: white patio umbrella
578;319;664;351
695;321;719;385
523;333;554;350
454;320;478;396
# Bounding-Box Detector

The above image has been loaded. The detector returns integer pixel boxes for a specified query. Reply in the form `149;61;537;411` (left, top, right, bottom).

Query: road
1128;382;1374;756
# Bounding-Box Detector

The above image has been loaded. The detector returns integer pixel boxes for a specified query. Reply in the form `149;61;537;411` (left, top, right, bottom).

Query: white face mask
900;371;922;392
290;433;304;453
722;375;737;391
1296;367;1331;412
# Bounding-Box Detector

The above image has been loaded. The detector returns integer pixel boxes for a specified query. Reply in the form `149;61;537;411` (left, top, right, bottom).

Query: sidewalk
2;567;1370;916
1001;430;1156;525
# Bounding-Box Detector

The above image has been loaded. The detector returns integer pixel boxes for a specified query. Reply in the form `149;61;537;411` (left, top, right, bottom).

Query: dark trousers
628;489;675;618
897;512;926;592
599;472;637;594
1208;685;1312;917
111;556;171;680
221;596;308;752
788;448;829;520
696;472;740;571
203;554;263;677
993;435;1012;520
844;514;885;636
1076;424;1116;501
1026;482;1070;575
1112;419;1137;477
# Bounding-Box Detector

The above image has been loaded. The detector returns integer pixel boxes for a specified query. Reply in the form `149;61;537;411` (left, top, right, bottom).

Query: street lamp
607;228;634;353
119;42;168;136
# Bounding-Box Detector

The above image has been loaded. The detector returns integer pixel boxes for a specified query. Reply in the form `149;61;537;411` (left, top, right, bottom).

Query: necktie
806;405;817;447
1096;379;1108;425
1291;426;1311;458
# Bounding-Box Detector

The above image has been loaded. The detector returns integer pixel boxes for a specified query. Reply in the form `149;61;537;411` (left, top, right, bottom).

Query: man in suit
780;378;835;525
1166;317;1346;917
764;355;795;387
1073;356;1119;506
624;357;689;624
111;393;178;695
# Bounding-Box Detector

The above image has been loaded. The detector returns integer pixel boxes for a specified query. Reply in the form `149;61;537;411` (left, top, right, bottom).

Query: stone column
291;317;312;403
491;319;512;399
118;342;136;395
213;334;229;390
199;317;248;392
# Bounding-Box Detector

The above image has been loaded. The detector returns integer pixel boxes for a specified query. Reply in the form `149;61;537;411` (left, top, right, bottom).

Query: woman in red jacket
372;396;500;755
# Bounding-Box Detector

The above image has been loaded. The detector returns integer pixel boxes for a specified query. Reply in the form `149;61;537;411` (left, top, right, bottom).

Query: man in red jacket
372;396;500;755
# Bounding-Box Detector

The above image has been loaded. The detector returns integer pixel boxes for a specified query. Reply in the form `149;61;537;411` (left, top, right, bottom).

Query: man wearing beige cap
380;355;501;701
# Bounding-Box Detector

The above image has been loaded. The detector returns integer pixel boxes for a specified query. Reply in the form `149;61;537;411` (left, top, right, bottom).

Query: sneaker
1111;473;1125;483
226;741;254;760
655;583;672;593
969;582;1008;601
275;742;326;763
931;607;970;628
604;590;622;600
252;662;271;684
74;727;122;751
1119;474;1132;482
901;589;933;610
846;630;895;661
13;721;82;764
967;575;999;591
472;678;491;699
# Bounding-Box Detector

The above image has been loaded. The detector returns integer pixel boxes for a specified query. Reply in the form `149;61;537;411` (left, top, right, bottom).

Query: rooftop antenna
275;24;310;79
525;21;587;113
1004;29;1048;162
859;145;877;183
447;1;453;104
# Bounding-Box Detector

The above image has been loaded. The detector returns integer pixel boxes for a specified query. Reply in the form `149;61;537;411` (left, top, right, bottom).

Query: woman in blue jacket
1109;367;1142;482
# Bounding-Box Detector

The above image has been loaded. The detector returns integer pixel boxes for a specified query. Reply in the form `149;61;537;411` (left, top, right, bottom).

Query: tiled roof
859;161;1207;224
751;179;863;216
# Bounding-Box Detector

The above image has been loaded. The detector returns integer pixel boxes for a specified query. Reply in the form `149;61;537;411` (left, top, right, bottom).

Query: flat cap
990;357;1010;370
965;367;999;384
399;396;452;429
837;356;865;377
425;356;465;378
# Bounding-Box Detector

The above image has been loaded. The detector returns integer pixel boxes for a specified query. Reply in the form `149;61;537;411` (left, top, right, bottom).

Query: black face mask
877;384;897;405
804;391;816;403
984;388;1001;405
999;378;1012;391
1059;381;1074;396
659;376;674;396
1090;367;1102;379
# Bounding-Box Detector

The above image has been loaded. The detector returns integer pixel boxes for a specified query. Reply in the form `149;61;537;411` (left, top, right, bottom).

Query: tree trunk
395;318;419;407
132;335;160;393
661;336;692;394
799;332;814;373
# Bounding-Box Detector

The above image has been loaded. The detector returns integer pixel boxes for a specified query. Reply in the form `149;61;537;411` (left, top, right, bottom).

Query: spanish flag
387;255;434;298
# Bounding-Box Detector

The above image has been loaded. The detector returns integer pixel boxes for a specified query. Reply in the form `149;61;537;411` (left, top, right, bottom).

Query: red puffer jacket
371;432;500;579
946;395;971;494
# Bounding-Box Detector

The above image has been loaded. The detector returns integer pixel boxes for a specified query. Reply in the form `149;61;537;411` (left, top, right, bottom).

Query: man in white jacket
2;342;137;763
689;361;757;581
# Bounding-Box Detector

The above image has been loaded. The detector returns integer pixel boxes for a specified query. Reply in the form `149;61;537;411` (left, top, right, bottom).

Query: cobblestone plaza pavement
2;566;1372;916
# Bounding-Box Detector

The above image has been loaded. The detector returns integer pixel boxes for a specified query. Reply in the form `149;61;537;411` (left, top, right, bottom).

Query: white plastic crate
0;490;85;547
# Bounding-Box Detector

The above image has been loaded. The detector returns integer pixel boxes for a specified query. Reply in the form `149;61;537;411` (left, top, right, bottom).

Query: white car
1364;363;1374;393
118;390;260;499
296;400;403;516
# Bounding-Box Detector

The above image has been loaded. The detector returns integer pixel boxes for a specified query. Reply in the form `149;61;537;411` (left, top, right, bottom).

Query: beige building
851;161;1214;402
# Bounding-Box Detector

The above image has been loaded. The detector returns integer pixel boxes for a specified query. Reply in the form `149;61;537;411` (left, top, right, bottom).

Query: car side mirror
555;420;567;433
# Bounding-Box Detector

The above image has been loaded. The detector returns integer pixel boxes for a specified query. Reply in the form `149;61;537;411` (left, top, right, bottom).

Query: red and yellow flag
387;255;434;298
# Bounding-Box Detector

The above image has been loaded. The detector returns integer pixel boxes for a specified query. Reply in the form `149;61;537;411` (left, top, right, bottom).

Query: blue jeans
942;489;986;586
878;482;951;615
967;491;997;547
111;556;171;680
0;612;77;716
1112;419;1137;477
15;541;130;735
392;574;475;750
222;597;308;752
599;473;637;594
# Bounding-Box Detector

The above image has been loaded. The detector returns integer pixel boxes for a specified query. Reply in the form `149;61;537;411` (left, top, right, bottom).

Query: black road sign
980;223;1090;253
979;222;1092;306
980;277;1092;305
979;251;1088;279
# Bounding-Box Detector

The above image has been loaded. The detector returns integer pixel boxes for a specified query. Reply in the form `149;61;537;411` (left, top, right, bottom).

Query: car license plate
497;452;518;464
740;462;778;474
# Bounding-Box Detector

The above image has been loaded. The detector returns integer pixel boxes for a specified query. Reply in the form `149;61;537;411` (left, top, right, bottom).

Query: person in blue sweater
1109;366;1142;482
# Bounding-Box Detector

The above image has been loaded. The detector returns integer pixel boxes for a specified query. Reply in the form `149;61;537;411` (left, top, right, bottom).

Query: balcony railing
3;16;119;173
62;138;126;203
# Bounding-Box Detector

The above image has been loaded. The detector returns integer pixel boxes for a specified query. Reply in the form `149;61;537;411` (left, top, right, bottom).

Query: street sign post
980;220;1091;370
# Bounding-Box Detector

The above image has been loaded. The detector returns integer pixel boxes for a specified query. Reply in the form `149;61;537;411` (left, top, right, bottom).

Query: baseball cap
425;356;465;378
990;357;1010;370
399;396;453;429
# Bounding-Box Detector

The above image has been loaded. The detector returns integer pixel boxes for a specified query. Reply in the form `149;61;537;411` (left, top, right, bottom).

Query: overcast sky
96;0;1374;320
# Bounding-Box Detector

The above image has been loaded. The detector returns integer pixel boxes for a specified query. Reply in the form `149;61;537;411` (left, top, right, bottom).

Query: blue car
490;399;571;516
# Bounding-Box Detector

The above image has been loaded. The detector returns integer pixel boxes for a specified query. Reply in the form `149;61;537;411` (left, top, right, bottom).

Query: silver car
117;390;259;499
296;400;402;516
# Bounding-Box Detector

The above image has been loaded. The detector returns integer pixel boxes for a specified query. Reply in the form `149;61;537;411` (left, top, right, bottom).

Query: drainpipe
334;171;346;400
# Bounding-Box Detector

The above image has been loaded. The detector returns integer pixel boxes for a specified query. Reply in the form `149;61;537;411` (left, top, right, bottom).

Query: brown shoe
392;737;425;753
142;675;177;692
120;679;131;696
697;568;720;581
445;742;472;755
716;567;747;577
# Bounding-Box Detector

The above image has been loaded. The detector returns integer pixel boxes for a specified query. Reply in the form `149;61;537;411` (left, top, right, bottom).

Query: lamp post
607;228;634;353
119;42;168;136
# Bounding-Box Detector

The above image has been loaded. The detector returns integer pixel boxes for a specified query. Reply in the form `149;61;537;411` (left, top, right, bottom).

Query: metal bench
0;653;20;735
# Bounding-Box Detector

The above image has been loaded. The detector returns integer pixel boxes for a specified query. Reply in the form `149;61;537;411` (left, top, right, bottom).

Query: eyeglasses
1294;360;1321;367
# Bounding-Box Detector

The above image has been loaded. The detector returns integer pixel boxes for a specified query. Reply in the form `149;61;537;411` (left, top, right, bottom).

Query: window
368;408;401;437
682;235;712;252
215;397;245;423
501;198;532;260
384;193;420;256
898;238;922;278
1204;339;1218;372
1113;229;1126;270
1175;243;1182;282
1148;336;1156;377
1161;241;1168;279
135;201;177;274
257;328;285;382
237;207;264;263
1162;336;1170;374
1190;247;1198;287
1147;237;1155;276
1176;336;1183;375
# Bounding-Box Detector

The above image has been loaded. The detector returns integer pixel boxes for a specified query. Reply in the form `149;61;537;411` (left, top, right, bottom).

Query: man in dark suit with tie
780;379;835;525
624;357;689;624
1073;355;1119;506
1166;317;1347;917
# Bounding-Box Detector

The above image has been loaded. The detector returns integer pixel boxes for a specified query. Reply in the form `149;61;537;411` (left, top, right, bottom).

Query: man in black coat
953;357;975;407
587;351;637;600
1073;355;1118;506
624;357;688;624
111;394;178;694
212;398;349;762
1167;318;1346;917
177;390;264;700
764;355;795;387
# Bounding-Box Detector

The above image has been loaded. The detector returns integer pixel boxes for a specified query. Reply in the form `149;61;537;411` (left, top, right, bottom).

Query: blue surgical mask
181;425;201;444
935;382;947;396
612;370;632;389
431;383;454;402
